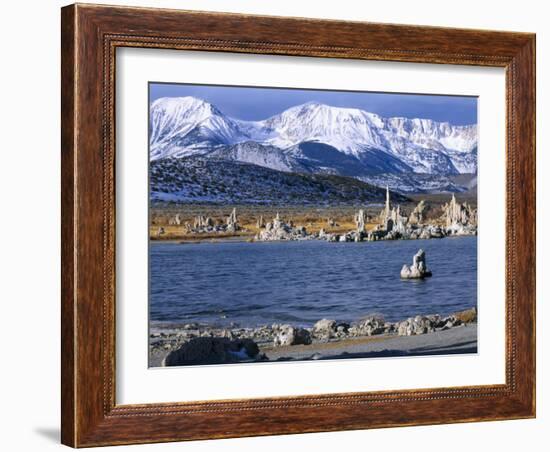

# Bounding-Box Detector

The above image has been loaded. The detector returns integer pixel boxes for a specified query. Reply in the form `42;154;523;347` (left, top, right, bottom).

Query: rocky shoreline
150;307;477;367
255;190;476;242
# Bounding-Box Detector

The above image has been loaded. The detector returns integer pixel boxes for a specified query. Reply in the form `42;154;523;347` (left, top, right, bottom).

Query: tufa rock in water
256;213;310;241
400;249;433;279
378;186;408;234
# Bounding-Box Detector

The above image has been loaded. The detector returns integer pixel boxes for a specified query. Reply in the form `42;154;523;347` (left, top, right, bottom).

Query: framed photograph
61;3;536;447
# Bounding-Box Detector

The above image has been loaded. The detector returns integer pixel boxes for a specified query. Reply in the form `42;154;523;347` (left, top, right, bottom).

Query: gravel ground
149;324;477;367
261;323;477;361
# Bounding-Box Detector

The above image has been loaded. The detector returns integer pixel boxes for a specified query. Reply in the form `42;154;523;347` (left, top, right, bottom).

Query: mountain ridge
149;96;477;194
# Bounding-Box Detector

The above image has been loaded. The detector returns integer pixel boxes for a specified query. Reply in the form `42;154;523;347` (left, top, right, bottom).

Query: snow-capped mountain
149;97;253;159
149;96;477;193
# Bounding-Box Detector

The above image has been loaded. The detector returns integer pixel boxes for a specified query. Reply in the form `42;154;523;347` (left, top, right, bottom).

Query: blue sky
149;82;477;125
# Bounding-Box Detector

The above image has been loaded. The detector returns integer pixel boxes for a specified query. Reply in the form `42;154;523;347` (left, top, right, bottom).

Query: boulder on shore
348;316;388;337
162;337;260;366
400;249;433;279
312;319;337;340
273;324;312;346
453;307;477;324
397;315;436;336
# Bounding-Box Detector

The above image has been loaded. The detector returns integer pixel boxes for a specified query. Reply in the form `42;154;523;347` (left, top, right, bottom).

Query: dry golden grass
150;206;381;240
149;229;249;241
148;200;455;241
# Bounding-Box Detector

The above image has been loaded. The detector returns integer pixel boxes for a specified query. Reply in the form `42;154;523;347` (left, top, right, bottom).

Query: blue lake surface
149;237;477;327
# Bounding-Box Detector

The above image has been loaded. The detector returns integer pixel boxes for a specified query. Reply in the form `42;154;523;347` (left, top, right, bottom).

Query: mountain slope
150;157;410;205
359;173;476;194
287;141;413;175
207;141;309;173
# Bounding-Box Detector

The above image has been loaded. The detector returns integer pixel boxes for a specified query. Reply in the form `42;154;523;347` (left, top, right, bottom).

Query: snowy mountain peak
383;116;477;154
151;96;221;118
261;101;386;154
272;101;381;125
149;96;477;178
150;97;244;159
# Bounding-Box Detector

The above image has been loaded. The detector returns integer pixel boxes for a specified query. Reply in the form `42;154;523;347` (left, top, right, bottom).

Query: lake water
150;237;477;327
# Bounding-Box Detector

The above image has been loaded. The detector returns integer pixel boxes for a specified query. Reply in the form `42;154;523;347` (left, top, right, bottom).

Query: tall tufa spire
385;185;390;213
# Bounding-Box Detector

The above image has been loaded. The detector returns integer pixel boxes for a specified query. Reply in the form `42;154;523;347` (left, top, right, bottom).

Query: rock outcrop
226;207;240;232
376;186;411;236
396;313;463;336
441;194;477;235
193;215;214;230
379;186;405;228
256;213;310;241
150;307;477;364
312;319;337;340
354;209;366;233
273;324;312;346
168;214;182;226
251;192;475;244
400;249;433;279
453;307;477;323
162;337;261;366
397;315;436;336
408;200;429;224
189;209;242;234
348;316;391;337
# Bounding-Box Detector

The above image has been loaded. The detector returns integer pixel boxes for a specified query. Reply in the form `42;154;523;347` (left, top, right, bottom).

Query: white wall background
0;1;546;451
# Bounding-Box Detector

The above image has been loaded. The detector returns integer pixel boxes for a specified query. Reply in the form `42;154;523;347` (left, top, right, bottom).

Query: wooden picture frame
61;3;536;447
